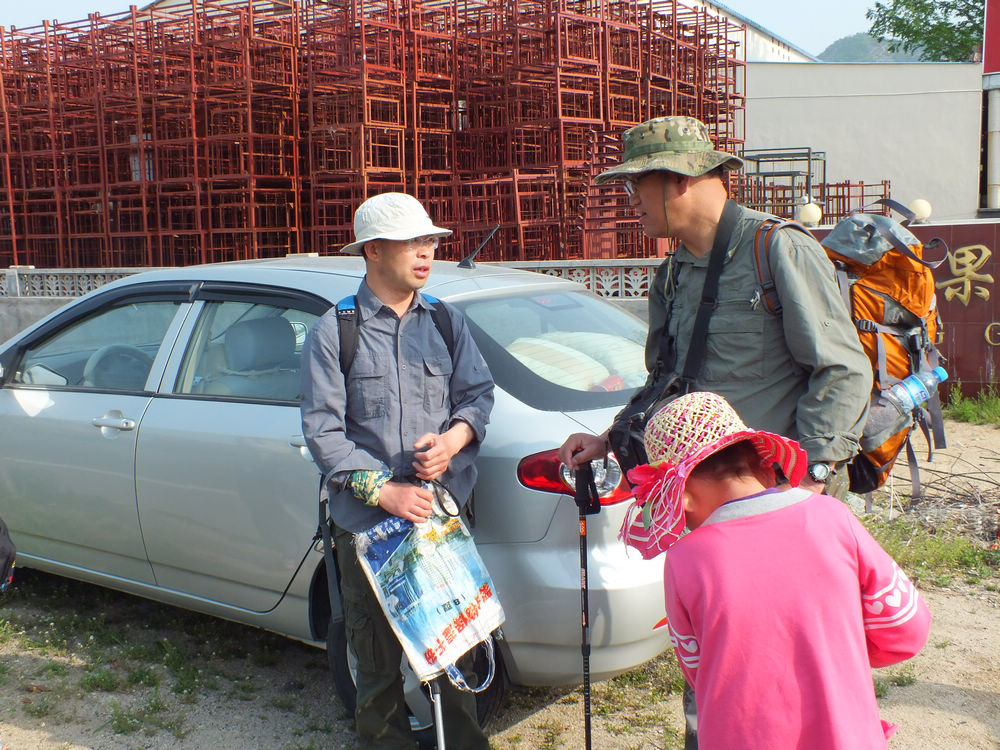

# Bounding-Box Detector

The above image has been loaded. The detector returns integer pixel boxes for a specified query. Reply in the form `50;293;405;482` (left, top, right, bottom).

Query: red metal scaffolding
0;0;752;267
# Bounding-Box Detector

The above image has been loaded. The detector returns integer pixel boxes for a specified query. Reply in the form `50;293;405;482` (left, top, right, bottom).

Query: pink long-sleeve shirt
664;487;931;750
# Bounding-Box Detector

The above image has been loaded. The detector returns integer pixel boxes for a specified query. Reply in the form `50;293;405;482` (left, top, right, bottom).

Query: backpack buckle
856;319;878;333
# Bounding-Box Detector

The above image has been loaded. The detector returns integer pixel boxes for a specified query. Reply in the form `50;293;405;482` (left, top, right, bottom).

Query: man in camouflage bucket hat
593;116;744;183
559;116;872;748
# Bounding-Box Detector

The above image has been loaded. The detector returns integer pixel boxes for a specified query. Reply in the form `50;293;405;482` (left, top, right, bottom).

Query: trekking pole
429;677;447;750
573;459;601;750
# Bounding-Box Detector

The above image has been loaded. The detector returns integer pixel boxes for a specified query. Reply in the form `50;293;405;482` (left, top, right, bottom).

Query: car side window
174;300;319;402
13;301;181;390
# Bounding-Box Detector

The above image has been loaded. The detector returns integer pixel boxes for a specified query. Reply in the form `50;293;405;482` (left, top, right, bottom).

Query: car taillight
516;449;633;505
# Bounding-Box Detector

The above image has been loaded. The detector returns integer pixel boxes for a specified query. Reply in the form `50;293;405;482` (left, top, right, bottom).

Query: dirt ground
1;419;999;750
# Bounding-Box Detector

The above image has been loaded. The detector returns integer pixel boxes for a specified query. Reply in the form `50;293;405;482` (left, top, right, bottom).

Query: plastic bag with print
353;481;505;689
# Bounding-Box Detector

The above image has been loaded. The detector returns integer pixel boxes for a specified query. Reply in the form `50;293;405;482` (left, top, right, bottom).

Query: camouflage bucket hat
594;116;744;185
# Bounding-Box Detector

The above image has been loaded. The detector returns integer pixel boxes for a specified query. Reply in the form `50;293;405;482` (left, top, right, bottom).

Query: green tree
866;0;985;61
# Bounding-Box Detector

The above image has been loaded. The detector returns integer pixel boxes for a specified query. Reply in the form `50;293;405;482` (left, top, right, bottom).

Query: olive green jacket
645;204;872;464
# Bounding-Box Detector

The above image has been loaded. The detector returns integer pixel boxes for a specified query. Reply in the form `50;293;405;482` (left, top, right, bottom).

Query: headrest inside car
224;317;294;372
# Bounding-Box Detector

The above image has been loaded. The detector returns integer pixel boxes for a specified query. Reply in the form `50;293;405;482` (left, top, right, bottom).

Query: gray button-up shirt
300;280;494;532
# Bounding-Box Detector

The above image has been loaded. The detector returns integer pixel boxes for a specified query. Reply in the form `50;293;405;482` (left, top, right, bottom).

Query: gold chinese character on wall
936;244;995;306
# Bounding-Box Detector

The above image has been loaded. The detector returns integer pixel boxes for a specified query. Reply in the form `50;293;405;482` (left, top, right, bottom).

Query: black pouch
0;515;15;593
607;374;684;476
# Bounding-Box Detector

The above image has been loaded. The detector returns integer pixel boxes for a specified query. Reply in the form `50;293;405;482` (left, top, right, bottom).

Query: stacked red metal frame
0;0;303;268
0;0;749;267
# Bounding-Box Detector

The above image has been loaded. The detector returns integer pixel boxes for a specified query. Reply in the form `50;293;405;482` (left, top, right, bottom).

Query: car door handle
290;434;314;461
92;415;137;431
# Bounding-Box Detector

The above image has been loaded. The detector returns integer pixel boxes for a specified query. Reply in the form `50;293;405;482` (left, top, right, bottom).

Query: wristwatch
807;463;831;484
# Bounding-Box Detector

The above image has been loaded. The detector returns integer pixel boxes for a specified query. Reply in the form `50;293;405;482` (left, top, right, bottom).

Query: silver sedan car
0;256;669;737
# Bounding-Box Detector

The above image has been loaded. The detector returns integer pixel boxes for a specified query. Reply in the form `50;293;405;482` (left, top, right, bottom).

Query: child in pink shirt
620;392;931;750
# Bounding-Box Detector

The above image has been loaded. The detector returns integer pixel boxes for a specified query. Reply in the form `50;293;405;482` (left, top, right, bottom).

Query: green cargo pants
335;525;490;750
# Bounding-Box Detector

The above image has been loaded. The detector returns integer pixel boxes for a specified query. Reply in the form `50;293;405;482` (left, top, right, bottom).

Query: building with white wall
746;61;984;221
675;0;816;62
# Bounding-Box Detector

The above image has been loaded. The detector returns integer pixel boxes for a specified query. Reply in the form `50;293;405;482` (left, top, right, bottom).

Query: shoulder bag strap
679;198;740;389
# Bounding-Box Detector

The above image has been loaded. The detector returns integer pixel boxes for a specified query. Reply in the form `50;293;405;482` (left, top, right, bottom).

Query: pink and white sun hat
619;391;807;559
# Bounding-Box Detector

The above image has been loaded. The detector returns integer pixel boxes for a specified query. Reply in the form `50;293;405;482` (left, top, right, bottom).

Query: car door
0;285;191;582
135;284;331;612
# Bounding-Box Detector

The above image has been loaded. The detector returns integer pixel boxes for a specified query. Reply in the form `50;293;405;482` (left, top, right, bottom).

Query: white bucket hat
341;192;452;255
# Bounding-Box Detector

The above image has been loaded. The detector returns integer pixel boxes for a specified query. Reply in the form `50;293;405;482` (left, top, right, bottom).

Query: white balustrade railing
2;267;138;298
3;259;666;299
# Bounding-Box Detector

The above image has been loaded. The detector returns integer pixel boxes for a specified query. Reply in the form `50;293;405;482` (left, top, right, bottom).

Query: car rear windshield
454;289;648;412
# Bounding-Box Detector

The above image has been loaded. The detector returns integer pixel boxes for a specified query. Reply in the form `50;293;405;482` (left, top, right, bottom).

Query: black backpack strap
422;294;457;361
336;295;360;377
679;199;740;388
0;515;15;593
752;218;815;316
337;292;457;378
317;479;344;625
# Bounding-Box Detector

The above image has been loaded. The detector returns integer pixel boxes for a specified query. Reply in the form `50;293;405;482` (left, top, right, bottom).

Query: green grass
863;515;1000;585
80;667;120;692
873;664;917;698
108;693;184;737
943;383;1000;427
0;569;340;744
23;693;57;718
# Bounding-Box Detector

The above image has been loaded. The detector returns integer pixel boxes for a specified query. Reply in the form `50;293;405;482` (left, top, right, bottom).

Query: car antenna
458;224;500;269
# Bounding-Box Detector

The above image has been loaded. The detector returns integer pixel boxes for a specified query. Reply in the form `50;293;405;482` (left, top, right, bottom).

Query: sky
719;0;878;56
4;0;876;56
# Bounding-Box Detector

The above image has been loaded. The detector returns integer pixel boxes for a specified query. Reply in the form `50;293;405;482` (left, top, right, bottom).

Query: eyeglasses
623;172;656;197
406;235;441;251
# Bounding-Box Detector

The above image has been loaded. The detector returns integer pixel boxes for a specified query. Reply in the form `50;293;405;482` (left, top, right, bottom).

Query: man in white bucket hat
301;192;495;748
339;191;453;256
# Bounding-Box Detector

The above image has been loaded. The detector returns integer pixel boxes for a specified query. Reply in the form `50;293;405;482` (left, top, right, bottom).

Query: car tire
326;617;505;748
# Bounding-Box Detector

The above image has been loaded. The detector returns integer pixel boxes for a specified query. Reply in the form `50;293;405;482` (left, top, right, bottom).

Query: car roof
99;256;583;303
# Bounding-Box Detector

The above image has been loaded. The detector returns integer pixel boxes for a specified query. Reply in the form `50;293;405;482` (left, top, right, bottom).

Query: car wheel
326;617;505;748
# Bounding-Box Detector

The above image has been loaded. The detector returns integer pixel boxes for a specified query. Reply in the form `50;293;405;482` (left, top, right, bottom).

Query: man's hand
412;422;475;481
378;481;434;522
798;462;836;494
558;432;608;469
798;477;827;494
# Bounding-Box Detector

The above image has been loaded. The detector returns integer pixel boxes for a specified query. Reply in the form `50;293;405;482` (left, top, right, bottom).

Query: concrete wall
746;62;983;221
0;299;68;346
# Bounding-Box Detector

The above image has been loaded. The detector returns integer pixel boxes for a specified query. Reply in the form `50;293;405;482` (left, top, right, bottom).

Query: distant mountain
818;33;923;62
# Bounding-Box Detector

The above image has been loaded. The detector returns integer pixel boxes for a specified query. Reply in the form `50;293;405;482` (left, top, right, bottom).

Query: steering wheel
82;344;154;390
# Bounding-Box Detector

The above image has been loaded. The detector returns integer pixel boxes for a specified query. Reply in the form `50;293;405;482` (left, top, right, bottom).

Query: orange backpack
753;199;949;496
